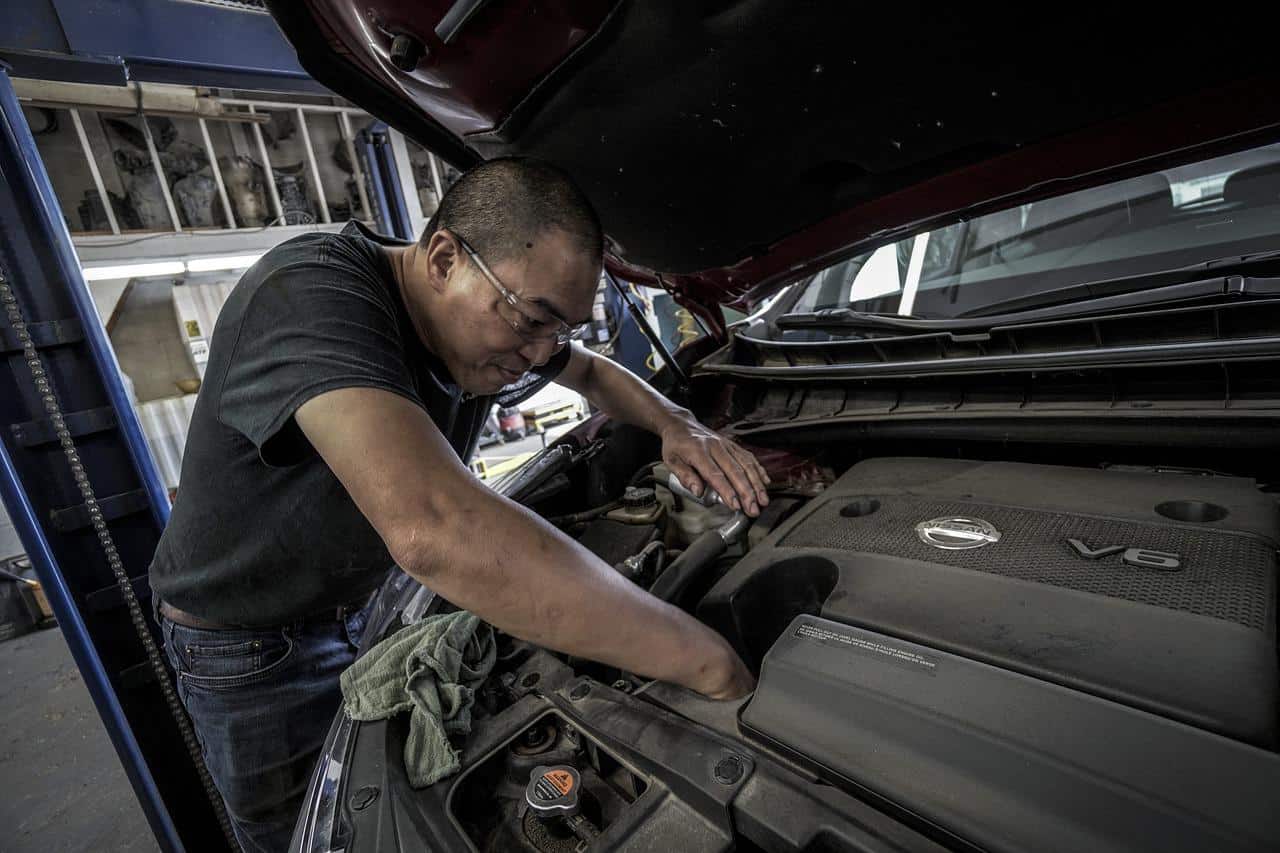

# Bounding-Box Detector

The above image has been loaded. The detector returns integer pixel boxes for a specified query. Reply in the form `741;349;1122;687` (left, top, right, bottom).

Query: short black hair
423;157;603;266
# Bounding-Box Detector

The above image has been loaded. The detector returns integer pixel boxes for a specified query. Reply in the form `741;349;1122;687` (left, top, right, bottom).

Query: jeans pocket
173;626;296;692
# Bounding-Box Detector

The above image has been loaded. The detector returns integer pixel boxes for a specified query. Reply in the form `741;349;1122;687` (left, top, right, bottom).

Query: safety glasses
451;231;588;347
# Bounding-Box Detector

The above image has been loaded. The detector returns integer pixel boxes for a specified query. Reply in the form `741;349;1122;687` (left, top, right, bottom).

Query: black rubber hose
648;528;730;603
628;460;660;487
545;500;622;527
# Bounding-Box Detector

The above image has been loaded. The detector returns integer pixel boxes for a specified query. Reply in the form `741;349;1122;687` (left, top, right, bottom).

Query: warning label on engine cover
794;622;939;676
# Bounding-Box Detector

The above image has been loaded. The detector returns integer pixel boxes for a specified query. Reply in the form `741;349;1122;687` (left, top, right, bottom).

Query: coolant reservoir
605;486;664;525
654;464;738;544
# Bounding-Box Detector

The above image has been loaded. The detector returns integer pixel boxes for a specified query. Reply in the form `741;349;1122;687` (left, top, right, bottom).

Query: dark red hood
268;2;1280;333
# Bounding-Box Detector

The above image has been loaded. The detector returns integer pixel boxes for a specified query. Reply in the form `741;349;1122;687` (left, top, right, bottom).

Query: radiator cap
525;764;581;817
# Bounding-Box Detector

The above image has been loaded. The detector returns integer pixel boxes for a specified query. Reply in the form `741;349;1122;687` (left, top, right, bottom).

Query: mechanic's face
411;228;598;395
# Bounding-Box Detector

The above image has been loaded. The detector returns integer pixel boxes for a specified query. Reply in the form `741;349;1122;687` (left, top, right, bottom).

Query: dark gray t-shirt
149;221;569;626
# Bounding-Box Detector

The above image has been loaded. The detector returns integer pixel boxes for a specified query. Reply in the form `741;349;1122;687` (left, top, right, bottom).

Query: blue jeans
161;607;369;853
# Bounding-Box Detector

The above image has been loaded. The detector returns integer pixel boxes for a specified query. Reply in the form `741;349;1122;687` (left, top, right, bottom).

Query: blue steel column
0;65;209;851
359;127;396;238
360;122;414;240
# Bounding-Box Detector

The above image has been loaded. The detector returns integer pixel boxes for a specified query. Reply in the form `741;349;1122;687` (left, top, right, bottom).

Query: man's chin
459;368;511;396
460;380;504;396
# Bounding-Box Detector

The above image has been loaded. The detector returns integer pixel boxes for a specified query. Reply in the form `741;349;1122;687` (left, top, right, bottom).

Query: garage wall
0;510;22;561
134;395;199;493
107;277;200;402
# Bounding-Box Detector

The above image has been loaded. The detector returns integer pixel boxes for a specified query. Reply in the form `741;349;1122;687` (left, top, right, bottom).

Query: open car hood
267;1;1280;330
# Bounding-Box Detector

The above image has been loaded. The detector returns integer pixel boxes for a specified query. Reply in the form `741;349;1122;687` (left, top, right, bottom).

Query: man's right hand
685;636;756;700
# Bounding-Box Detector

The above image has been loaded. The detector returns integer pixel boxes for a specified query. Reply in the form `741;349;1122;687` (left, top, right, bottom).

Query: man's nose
518;336;561;368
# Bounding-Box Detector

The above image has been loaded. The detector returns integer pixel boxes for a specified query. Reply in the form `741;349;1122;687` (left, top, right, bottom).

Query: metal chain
0;269;242;852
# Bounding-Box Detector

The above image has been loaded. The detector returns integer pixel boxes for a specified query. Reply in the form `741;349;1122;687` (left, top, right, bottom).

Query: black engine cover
740;614;1280;853
701;457;1279;745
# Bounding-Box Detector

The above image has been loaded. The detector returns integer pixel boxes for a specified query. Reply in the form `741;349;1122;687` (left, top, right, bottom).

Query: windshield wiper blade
963;273;1280;324
776;252;1280;337
774;274;1280;336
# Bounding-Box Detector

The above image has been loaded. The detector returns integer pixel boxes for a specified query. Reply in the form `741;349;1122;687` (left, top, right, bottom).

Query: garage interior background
0;7;702;560
0;2;707;850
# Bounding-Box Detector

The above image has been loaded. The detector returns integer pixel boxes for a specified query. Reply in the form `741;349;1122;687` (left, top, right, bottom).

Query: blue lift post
360;121;416;241
0;66;230;851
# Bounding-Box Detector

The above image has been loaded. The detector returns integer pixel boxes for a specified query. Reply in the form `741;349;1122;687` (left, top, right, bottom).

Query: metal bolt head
512;721;557;755
389;34;426;71
350;785;379;810
714;755;745;785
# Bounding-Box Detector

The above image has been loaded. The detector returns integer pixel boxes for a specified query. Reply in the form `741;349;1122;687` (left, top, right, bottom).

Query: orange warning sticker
543;769;575;795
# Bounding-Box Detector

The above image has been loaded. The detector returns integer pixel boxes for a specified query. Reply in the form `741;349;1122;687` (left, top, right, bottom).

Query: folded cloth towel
340;610;496;787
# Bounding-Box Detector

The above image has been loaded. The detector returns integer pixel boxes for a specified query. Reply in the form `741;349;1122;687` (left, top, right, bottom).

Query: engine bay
340;430;1280;853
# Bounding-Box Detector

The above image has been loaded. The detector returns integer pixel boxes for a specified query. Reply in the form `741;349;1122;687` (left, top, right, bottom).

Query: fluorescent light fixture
185;253;263;273
82;261;185;281
81;254;264;281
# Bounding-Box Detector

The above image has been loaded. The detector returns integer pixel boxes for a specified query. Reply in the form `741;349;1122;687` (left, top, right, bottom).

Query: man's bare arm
295;386;754;699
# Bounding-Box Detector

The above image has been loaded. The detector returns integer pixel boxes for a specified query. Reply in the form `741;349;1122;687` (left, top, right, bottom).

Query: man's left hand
659;416;770;516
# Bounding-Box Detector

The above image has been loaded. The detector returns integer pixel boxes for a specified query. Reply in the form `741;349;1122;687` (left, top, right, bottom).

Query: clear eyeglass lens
502;308;553;342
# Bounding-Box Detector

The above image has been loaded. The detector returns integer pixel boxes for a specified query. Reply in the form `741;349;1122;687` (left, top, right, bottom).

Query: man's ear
423;230;459;295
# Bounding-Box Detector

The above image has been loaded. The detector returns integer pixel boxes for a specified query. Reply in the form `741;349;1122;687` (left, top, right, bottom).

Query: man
149;158;764;852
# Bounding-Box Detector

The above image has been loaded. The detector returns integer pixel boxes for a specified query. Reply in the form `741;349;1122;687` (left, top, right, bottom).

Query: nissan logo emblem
915;517;1002;550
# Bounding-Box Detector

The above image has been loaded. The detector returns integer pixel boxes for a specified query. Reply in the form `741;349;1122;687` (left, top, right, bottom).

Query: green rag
340;610;496;788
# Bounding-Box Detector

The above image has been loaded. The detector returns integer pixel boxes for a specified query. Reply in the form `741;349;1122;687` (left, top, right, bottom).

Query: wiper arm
958;250;1280;318
774;309;934;332
959;273;1280;326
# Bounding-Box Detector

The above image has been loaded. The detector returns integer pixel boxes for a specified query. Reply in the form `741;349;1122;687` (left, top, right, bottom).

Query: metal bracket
0;317;83;352
11;405;117;447
119;660;160;690
85;573;150;614
51;488;150;532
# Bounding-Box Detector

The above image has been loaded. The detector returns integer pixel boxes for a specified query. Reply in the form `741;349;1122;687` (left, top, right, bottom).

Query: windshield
787;142;1280;319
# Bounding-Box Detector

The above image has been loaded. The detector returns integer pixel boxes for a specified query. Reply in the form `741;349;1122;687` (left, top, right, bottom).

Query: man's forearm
562;346;770;514
571;348;696;437
297;386;752;697
397;480;747;695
